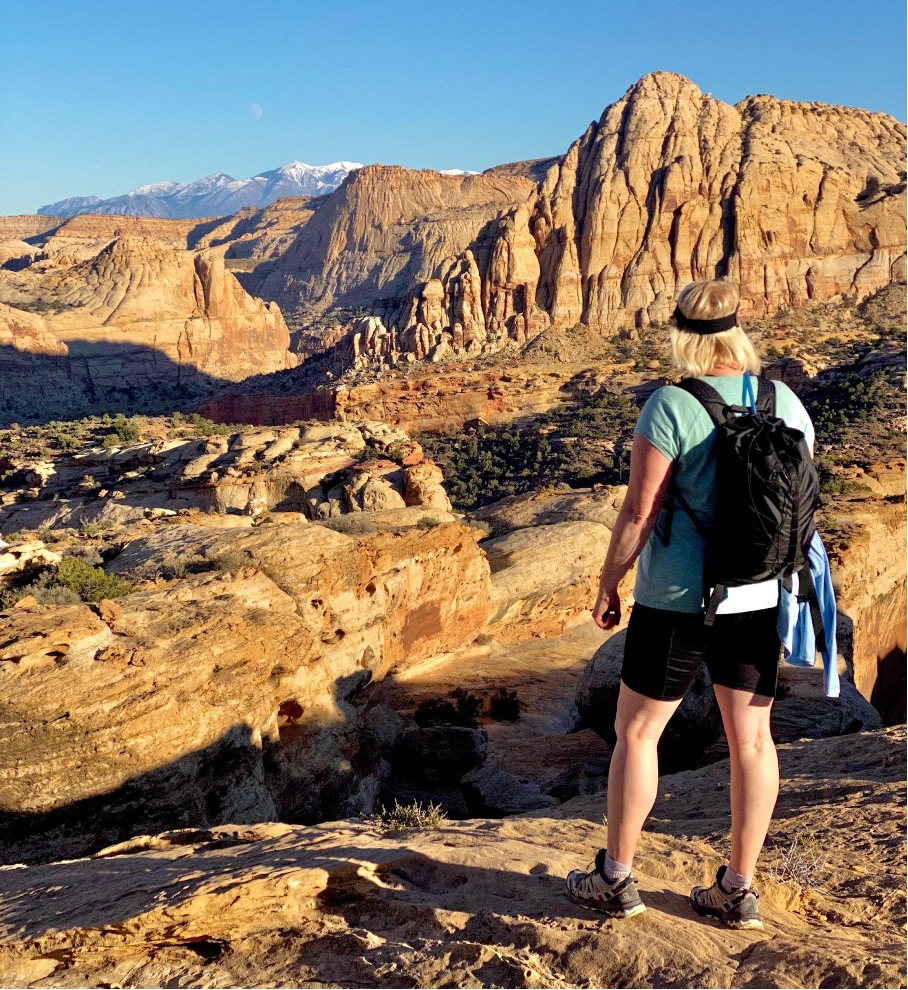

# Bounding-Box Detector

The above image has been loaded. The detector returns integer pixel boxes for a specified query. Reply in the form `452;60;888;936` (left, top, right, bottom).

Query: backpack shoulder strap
756;376;777;416
672;378;727;428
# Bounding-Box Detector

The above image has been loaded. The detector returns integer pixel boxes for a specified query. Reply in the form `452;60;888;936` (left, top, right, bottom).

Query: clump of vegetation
100;414;141;448
489;687;521;721
414;688;483;728
419;389;638;510
804;371;902;451
1;556;133;608
170;412;235;437
319;514;378;536
416;516;439;529
763;831;828;889
367;799;448;832
53;558;134;602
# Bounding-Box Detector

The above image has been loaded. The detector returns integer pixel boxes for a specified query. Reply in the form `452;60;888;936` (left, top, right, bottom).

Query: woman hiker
565;278;815;930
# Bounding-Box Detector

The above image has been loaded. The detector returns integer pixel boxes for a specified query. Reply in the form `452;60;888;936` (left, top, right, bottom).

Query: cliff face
253;166;539;326
249;73;904;364
0;236;294;418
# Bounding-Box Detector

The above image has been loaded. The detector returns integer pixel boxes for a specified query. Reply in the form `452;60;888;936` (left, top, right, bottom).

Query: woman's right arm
591;433;673;630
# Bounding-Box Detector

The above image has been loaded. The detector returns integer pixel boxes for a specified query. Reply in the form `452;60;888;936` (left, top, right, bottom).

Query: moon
249;104;264;120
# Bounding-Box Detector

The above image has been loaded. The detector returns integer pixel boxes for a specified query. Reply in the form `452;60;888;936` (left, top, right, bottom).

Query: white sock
602;852;632;882
720;865;752;893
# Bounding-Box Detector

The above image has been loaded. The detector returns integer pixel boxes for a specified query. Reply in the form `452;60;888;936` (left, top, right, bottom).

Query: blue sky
2;0;905;216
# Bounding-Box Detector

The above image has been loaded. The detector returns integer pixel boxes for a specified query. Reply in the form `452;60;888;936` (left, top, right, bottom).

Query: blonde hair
670;279;761;377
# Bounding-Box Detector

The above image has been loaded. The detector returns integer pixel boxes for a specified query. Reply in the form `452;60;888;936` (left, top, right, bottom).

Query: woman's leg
713;684;778;878
607;682;684;864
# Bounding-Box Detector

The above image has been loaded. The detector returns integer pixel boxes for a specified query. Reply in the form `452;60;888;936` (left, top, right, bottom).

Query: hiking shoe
565;849;646;918
690;866;763;930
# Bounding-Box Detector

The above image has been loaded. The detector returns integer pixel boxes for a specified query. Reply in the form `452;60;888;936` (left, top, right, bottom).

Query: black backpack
660;376;824;636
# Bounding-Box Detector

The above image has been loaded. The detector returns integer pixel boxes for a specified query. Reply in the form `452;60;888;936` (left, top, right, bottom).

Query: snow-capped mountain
37;161;363;219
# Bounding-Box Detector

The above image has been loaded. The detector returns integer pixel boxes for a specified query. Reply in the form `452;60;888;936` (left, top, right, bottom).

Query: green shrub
416;516;439;529
414;688;482;728
419;390;638;510
489;687;521;721
55;558;133;602
367;800;448;832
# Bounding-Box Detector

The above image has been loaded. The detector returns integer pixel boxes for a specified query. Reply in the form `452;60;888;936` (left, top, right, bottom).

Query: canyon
0;71;903;420
0;71;904;989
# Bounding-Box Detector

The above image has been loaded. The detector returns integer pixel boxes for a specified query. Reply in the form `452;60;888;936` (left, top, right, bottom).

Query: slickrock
0;728;901;989
0;519;492;862
482;521;616;642
0;422;448;533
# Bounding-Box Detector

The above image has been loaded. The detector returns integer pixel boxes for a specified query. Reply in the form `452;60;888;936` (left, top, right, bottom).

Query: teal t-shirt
633;375;815;614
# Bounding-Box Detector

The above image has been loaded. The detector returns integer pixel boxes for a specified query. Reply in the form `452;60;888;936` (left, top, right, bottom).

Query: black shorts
621;602;780;701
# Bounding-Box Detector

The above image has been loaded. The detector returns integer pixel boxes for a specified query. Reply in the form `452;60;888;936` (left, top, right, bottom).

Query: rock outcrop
0;421;448;534
0;236;294;420
0;728;902;989
245;73;904;370
0;519;492;863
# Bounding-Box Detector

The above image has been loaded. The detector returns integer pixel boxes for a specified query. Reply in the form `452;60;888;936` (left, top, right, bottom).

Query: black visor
672;307;738;334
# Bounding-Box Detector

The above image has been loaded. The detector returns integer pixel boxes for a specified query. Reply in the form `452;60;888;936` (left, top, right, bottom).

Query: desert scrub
170;412;235;437
318;514;378;536
488;687;521;720
419;390;637;510
414;688;483;728
54;558;134;602
367;800;448;832
0;557;133;607
763;831;829;889
101;414;141;448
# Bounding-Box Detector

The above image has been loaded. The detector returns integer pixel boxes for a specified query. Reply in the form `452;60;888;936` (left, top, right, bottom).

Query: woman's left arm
591;434;673;630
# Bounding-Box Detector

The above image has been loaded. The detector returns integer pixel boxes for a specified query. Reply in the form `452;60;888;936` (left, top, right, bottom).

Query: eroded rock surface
246;73;904;368
0;519;491;862
0;236;294;421
0;728;902;989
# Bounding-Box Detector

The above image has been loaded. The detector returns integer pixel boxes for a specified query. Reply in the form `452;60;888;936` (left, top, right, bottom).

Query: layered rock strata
0;421;449;533
0;728;902;990
248;73;904;369
0;236;294;419
0;519;491;863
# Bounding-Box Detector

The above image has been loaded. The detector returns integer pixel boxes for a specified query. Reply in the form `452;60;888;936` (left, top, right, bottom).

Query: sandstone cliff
245;73;904;370
0;236;294;420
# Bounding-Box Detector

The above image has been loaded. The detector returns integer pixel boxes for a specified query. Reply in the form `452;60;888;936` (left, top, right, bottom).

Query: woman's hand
591;587;621;630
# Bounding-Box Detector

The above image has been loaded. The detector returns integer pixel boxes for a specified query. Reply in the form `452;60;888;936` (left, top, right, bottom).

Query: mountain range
37;161;363;220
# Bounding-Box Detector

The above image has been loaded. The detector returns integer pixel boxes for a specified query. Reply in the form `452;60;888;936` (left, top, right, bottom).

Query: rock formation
0;727;902;989
244;73;904;369
0;518;492;863
0;235;295;420
0;421;449;533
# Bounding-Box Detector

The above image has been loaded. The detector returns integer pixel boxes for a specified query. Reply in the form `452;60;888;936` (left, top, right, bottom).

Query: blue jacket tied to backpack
777;531;840;698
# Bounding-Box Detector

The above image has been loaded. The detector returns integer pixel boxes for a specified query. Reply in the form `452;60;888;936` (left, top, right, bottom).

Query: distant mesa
36;161;364;220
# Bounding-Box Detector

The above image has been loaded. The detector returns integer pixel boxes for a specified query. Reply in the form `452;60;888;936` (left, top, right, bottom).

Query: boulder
461;763;558;816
